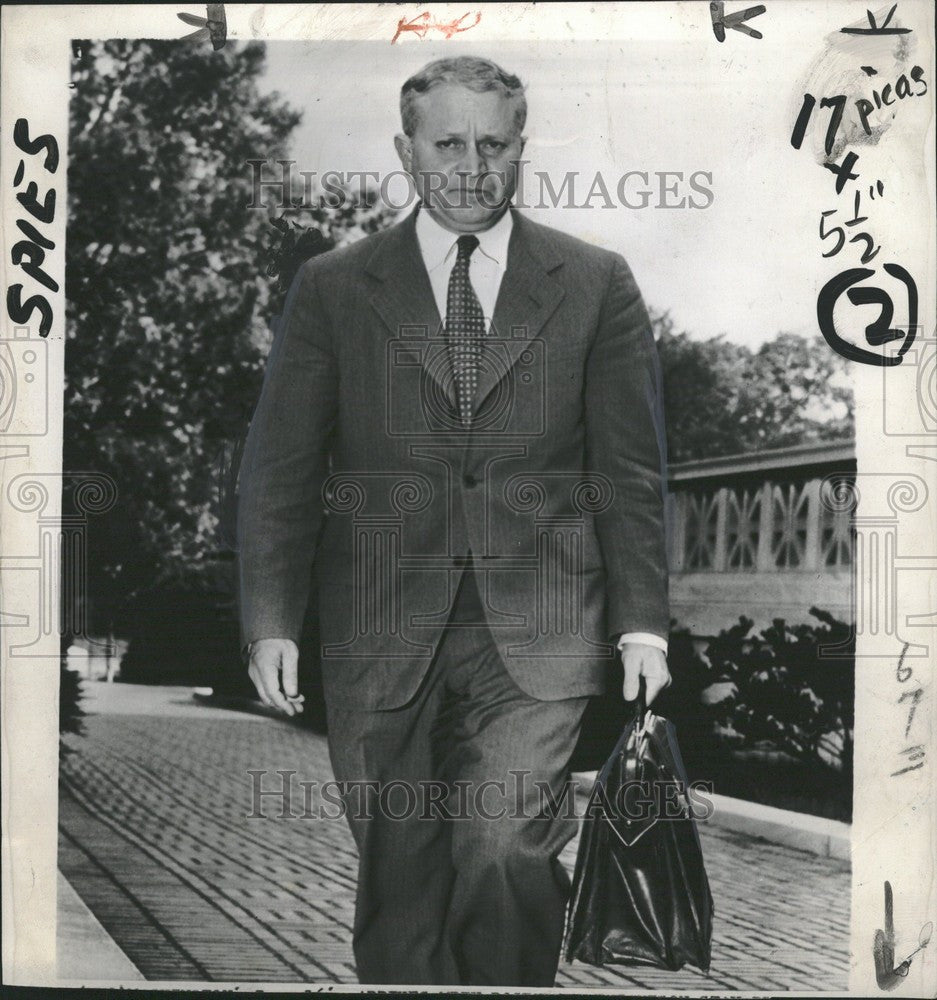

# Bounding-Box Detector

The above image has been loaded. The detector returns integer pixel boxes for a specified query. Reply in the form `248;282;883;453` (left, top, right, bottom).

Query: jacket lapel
364;208;567;416
365;210;452;403
474;210;566;414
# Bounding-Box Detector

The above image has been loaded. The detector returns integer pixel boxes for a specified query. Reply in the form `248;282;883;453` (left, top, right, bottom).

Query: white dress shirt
415;204;513;328
413;206;668;657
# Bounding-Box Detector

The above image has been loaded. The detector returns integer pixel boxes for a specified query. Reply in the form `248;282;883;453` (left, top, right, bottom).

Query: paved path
59;682;851;989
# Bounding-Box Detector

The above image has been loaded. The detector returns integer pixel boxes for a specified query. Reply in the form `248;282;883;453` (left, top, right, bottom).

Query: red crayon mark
392;11;482;44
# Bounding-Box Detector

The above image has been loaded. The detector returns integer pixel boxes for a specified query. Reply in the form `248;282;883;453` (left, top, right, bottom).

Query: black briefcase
564;694;714;972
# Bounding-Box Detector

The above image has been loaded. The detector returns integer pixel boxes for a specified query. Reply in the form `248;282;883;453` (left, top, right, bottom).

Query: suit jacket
237;207;669;710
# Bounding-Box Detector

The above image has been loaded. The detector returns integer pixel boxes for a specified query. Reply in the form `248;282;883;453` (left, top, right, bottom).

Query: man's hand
247;638;305;717
620;642;671;705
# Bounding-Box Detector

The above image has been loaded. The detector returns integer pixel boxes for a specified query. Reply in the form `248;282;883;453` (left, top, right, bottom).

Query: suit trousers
325;566;590;986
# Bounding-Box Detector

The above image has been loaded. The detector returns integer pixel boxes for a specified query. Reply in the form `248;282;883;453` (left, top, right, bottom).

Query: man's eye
436;139;462;150
482;141;506;153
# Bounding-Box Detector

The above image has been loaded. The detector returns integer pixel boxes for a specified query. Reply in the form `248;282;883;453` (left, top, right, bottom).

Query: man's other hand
248;638;304;717
620;642;671;705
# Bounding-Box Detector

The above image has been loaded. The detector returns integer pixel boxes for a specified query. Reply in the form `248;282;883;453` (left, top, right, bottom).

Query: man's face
395;83;525;232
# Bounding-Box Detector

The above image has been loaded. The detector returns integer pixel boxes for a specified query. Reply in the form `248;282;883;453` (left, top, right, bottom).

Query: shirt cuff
617;632;668;655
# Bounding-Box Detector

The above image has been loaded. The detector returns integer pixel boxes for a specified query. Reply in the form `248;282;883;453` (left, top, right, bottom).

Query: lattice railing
668;442;855;574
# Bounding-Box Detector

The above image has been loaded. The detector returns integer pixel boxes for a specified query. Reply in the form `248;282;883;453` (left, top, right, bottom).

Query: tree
65;40;392;632
652;310;854;463
740;332;854;449
652;311;751;462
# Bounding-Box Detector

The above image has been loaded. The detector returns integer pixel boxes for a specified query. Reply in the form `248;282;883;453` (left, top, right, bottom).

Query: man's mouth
444;186;500;207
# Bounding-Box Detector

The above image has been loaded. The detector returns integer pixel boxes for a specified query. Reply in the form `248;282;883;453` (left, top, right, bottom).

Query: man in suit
237;55;671;987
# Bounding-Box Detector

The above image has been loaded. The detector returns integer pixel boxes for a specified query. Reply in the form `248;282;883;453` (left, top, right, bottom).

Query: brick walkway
59;682;851;989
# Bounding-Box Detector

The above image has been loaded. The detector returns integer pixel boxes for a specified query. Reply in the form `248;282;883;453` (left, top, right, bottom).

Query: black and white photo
1;3;935;994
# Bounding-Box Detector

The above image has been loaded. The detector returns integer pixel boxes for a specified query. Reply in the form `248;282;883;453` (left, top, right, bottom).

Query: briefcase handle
624;679;650;782
632;678;647;732
596;680;651;786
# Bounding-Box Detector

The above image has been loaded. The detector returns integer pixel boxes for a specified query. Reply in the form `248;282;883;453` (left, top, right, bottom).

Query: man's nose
456;143;485;178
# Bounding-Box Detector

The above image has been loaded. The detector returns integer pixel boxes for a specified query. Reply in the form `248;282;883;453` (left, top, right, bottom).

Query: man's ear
394;133;412;171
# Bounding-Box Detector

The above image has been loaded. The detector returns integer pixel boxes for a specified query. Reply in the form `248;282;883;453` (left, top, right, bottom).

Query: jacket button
463;474;478;488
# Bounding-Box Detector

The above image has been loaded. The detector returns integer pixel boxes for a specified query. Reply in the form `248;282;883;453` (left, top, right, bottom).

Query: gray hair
400;56;527;137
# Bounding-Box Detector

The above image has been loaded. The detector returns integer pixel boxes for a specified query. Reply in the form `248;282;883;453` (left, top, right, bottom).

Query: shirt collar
415;203;514;272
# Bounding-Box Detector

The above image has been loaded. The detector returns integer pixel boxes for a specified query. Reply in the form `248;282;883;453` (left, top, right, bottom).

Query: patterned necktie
445;234;485;427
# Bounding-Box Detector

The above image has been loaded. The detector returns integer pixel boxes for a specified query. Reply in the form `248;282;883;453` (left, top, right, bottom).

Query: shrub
116;558;241;687
572;611;855;818
113;557;326;728
705;607;854;775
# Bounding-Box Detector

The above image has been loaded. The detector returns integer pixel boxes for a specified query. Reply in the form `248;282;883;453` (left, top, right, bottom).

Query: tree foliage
66;40;297;625
65;39;392;629
652;310;854;463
